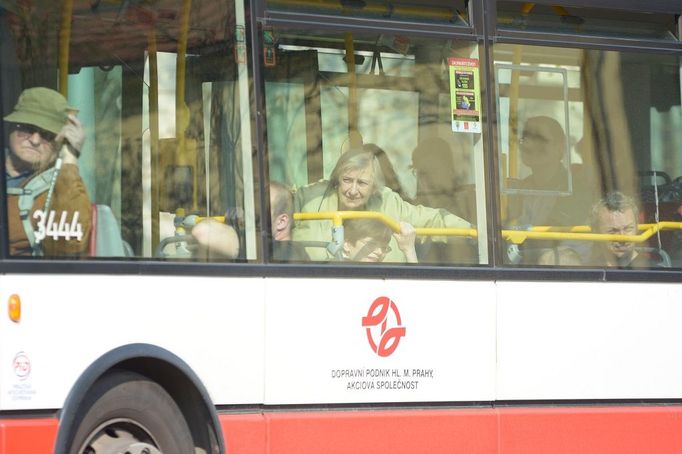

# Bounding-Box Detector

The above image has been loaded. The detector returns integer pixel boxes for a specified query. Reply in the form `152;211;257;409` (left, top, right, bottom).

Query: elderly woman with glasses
293;144;470;262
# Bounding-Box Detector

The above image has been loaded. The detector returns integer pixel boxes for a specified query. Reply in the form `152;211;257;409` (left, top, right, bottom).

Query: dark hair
344;218;392;247
363;143;405;197
411;137;454;169
591;191;639;230
523;116;566;143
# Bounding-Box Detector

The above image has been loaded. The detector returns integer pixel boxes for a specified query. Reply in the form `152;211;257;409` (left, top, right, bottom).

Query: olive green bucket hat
4;87;77;135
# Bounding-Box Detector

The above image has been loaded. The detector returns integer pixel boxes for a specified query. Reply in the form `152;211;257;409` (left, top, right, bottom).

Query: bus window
1;0;260;262
262;28;488;265
494;42;682;269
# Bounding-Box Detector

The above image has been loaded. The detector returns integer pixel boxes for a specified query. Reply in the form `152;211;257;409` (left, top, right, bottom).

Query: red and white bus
2;0;682;453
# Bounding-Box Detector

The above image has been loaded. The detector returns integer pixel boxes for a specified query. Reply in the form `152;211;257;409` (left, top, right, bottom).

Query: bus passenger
293;145;470;262
508;116;592;227
192;181;309;261
363;143;411;202
411;137;473;223
191;217;240;259
589;191;657;268
342;218;417;263
269;181;309;261
4;87;91;256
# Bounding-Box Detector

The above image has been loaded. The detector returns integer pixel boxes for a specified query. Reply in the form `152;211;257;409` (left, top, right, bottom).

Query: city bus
2;0;682;452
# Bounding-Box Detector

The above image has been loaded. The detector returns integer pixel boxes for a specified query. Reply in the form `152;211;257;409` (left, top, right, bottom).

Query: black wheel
68;370;195;454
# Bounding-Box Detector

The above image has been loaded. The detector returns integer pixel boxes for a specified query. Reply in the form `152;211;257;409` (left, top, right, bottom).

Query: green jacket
293;181;471;262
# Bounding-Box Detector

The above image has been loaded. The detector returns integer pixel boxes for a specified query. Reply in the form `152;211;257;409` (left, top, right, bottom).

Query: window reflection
496;43;682;269
263;29;486;265
1;0;259;261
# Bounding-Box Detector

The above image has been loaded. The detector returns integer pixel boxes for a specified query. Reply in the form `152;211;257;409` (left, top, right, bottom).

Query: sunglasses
10;122;57;143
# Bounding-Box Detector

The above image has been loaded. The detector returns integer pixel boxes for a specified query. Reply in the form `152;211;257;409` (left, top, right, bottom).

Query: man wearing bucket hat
4;87;91;256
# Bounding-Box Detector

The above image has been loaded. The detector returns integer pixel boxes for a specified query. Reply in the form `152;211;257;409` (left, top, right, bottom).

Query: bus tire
67;369;195;454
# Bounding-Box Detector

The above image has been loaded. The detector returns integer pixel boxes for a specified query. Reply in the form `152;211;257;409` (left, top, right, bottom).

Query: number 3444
33;210;83;243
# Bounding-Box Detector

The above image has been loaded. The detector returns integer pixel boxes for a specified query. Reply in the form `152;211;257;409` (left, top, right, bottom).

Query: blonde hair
591;191;639;231
329;146;385;194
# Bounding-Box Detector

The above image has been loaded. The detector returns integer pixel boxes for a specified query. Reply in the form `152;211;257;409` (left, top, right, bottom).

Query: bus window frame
3;255;676;284
0;99;7;259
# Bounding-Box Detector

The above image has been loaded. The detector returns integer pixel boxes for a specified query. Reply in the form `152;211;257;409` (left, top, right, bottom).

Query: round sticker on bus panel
362;296;406;357
13;352;31;380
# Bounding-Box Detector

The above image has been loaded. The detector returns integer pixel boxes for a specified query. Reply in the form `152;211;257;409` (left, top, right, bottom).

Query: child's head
343;218;392;262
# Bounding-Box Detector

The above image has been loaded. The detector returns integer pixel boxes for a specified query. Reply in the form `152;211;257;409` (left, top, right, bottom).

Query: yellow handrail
294;211;478;238
504;222;682;245
175;0;198;210
185;211;682;246
293;211;682;245
192;215;226;224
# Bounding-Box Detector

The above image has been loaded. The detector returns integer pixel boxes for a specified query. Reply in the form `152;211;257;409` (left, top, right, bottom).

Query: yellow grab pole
508;46;523;180
176;0;191;162
176;0;198;210
344;33;360;146
502;222;682;245
294;211;478;238
520;3;535;14
148;29;160;247
293;212;682;245
59;0;74;96
507;3;535;180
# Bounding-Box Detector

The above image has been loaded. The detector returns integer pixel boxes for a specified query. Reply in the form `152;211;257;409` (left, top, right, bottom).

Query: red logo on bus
362;296;406;357
13;352;31;380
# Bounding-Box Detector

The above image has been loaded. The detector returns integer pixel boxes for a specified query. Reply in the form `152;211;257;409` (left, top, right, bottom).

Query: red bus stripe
221;406;682;454
219;413;267;454
499;406;682;453
5;406;682;453
0;417;58;453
